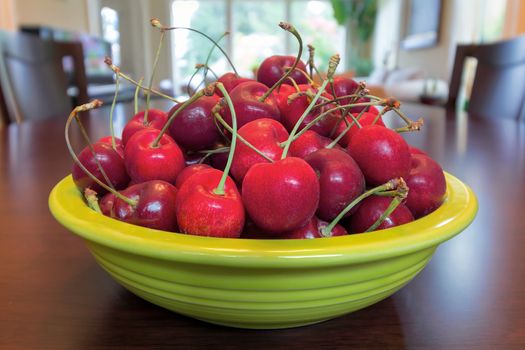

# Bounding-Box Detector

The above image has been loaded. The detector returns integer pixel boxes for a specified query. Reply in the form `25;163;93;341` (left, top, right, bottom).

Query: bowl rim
49;173;477;268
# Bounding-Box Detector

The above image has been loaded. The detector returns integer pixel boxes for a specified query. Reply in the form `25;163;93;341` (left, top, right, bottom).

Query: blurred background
0;0;524;123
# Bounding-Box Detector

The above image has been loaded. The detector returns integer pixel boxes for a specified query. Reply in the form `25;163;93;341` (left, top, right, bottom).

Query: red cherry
348;195;414;233
274;84;297;112
72;141;129;195
334;112;386;148
97;136;123;150
304;148;365;221
242;157;320;233
175;163;212;188
332;77;359;106
409;145;428;156
100;192;115;216
124;129;185;185
349;125;411;186
220;81;281;129
289;130;336;159
110;180;179;231
405;154;446;218
168;95;222;151
257;55;308;87
121;109;167;145
279;84;340;137
175;169;245;238
216;72;254;97
280;216;347;239
230;118;289;183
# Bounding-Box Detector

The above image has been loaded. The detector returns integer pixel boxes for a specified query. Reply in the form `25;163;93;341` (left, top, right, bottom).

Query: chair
448;35;525;121
0;31;89;123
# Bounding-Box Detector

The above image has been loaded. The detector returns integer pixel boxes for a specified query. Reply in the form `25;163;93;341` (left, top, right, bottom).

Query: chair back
448;35;525;121
0;31;88;123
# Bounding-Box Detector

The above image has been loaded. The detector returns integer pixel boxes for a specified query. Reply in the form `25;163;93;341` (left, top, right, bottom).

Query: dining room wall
14;0;90;33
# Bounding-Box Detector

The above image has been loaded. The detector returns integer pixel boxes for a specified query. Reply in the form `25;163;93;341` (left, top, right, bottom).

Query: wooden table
1;101;524;349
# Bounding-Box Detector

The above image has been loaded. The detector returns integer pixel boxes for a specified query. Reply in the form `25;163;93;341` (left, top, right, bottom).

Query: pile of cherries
66;21;446;240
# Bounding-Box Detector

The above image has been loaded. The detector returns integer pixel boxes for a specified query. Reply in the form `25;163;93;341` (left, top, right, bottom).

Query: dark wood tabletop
1;100;524;349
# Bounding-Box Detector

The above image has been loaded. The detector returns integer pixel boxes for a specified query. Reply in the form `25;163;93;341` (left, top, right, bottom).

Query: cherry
168;95;221;151
275;84;297;112
257;55;308;88
334;112;386;148
348;195;414;233
280;84;341;137
121;109;168;145
348;125;411;186
405;154;446;218
100;192;115;216
280;216;347;239
111;180;179;231
220;81;281;129
331;76;359;106
72;141;130;195
97;136;123;149
409;145;428;156
124;128;185;185
289;130;336;159
230;118;289;183
175;83;245;238
242;157;320;233
175;163;212;188
304;148;365;221
216;72;254;97
175;169;244;238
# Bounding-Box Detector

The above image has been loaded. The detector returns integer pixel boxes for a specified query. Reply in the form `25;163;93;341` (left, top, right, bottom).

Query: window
170;0;346;96
100;6;121;66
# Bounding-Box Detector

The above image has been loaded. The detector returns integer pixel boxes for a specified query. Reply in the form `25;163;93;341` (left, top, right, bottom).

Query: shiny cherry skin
257;55;308;88
405;154;447;218
72;141;130;195
348;195;414;233
332;77;359;106
124;129;185;185
280;216;347;239
304;148;365;221
168;95;221;151
289;130;341;159
175;169;245;238
349;125;411;186
334;112;386;148
230;118;289;183
110;180;179;231
99;192;115;216
121;109;168;145
216;72;254;97
220;81;281;129
175;163;212;188
242;157;320;233
279;84;340;137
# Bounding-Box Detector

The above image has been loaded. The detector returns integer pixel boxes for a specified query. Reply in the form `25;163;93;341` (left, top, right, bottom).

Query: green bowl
49;173;477;329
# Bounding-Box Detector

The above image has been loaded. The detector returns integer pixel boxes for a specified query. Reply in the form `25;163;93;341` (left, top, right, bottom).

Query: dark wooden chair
448;35;525;121
0;31;88;123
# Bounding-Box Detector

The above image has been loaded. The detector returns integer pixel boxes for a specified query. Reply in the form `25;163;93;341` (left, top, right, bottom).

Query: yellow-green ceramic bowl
49;173;477;329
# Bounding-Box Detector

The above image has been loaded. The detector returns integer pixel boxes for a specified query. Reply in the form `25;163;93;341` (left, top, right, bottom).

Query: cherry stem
307;44;315;79
314;93;381;111
291;99;382;142
187;65;203;96
326;107;369;149
281;54;340;158
105;57;180;103
65;100;137;207
197;32;228;88
366;180;409;232
213;111;274;163
321;178;406;236
285;66;316;86
84;188;102;214
134;77;144;115
259;22;303;102
109;73;120;150
152;88;208;148
155;19;238;76
144;24;166;124
288;77;301;92
213;83;237;196
197;146;229;164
